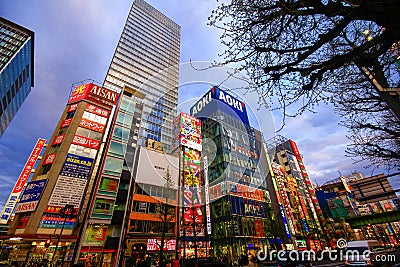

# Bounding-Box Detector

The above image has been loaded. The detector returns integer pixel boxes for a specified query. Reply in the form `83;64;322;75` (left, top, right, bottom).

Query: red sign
60;118;72;128
45;205;79;215
68;84;90;103
68;83;118;108
72;134;100;149
12;139;46;194
52;134;65;145
289;139;300;157
15;201;38;213
85;104;110;118
67;103;79;112
79;118;105;133
43;153;57;165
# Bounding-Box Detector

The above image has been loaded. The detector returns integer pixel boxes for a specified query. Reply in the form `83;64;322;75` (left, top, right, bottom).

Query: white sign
204;156;212;235
15;201;38;213
48;175;87;207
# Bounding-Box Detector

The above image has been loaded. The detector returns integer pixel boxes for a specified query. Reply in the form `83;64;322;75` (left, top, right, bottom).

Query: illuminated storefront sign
147;239;176;251
172;112;202;151
87;226;108;241
0;138;46;224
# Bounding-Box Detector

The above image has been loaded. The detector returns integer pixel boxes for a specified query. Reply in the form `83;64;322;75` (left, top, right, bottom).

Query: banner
0;138;46;224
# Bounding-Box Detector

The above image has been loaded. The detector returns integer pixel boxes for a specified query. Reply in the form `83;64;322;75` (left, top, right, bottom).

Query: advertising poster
48;176;87;208
93;198;114;215
172;113;202;151
99;178;118;192
60;153;94;179
87;226;108;241
15;180;47;213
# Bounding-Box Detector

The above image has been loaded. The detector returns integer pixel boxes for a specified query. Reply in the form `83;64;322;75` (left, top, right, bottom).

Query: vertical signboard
204;156;211;235
172;113;202;152
0;138;46;224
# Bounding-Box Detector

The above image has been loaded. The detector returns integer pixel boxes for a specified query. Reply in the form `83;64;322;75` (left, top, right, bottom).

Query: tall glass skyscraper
0;17;34;137
103;0;180;151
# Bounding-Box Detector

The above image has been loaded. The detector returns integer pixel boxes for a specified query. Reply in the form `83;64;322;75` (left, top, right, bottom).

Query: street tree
155;166;176;267
208;0;400;169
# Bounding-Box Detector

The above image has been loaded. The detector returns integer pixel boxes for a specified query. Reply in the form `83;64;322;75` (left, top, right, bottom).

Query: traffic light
44;238;51;248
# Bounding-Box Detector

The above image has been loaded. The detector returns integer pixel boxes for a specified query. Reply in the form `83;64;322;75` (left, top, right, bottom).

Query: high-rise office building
0;17;34;137
103;0;181;151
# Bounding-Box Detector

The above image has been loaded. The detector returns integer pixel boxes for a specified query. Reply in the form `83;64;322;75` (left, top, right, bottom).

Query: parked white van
344;240;387;267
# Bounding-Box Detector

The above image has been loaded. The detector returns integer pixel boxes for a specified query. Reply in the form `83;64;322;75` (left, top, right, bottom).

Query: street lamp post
51;204;75;266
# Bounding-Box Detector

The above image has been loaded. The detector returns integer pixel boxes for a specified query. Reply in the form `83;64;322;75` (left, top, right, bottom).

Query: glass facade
103;0;180;151
0;17;34;137
199;110;273;263
81;88;144;267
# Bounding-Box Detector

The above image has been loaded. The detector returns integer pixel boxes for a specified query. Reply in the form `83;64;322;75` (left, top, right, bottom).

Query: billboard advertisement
15;180;47;213
172;113;202;151
87;226;108;242
48;175;88;208
68;83;118;108
0;138;46;224
190;86;249;125
60;153;94;179
135;147;179;188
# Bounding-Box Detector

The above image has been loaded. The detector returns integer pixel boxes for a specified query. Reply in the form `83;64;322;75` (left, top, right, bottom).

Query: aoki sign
190;86;249;125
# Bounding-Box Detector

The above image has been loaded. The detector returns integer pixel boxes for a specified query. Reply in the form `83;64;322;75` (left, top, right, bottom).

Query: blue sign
190;86;250;125
19;180;46;203
60;153;94;179
279;204;291;239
